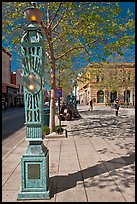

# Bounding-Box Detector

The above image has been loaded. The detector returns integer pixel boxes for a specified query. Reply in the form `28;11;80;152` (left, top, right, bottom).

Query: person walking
114;98;120;116
89;99;93;111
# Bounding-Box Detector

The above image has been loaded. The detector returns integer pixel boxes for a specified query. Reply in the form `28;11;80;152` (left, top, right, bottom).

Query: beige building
78;62;135;106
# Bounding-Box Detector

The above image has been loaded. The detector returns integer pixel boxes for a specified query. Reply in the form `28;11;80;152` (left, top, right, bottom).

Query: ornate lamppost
18;4;50;200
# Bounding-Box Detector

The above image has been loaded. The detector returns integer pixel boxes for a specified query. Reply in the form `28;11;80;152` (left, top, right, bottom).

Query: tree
2;2;135;132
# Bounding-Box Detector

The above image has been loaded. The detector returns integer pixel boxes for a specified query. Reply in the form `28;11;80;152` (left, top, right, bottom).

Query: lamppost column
18;4;51;200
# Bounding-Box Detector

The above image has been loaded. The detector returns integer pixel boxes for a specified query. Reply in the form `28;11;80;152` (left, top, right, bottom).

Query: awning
2;82;18;89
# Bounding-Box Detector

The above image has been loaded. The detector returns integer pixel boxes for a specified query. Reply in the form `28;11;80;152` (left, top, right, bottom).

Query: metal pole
74;81;77;109
58;69;62;133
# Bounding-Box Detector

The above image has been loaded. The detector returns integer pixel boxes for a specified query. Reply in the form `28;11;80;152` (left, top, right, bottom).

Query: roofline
88;62;135;68
2;46;12;57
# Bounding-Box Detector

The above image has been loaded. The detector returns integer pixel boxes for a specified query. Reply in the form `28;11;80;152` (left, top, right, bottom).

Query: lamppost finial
30;2;37;7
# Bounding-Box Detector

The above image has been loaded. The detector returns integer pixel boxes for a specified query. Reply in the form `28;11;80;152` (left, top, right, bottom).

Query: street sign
55;88;62;97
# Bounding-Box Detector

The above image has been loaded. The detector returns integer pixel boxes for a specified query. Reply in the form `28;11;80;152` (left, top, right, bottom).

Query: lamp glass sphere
24;74;41;94
24;7;44;24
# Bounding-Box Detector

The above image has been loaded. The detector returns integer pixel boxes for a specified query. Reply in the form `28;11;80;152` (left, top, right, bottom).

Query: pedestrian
89;99;93;111
114;98;120;116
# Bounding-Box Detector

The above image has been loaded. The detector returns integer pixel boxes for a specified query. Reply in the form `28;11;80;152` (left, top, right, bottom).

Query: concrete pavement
2;104;135;202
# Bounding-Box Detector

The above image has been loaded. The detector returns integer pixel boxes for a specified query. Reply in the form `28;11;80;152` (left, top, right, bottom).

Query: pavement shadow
67;114;135;140
67;118;116;133
80;109;114;115
71;117;83;121
50;152;135;198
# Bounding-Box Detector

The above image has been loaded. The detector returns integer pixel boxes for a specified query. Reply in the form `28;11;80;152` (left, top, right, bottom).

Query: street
2;107;25;157
2;107;25;140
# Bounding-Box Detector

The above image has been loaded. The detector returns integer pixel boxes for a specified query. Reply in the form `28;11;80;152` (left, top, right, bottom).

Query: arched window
124;90;130;103
110;91;117;103
97;90;104;103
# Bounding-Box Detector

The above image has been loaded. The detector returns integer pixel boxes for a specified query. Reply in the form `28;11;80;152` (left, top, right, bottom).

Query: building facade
16;69;24;106
78;62;135;106
2;46;18;108
11;69;24;106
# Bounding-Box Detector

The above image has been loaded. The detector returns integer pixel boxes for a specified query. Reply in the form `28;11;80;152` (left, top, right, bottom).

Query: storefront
7;86;18;107
2;82;18;108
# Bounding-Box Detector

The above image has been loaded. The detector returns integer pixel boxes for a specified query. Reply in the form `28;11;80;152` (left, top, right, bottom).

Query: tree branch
52;31;65;44
55;40;97;60
47;3;51;27
41;20;49;37
41;21;54;60
51;12;65;32
48;2;63;30
44;50;51;60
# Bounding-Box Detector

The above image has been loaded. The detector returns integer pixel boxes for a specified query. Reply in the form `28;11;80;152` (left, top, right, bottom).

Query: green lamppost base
17;142;51;200
18;190;50;200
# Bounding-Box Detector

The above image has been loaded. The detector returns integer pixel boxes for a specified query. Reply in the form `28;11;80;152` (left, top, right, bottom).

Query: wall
2;49;11;84
78;62;135;106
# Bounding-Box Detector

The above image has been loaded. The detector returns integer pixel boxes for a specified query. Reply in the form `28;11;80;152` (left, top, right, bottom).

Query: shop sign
55;87;62;97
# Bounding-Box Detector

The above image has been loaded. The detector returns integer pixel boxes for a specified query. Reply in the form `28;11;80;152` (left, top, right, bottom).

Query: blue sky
2;2;135;74
72;2;135;70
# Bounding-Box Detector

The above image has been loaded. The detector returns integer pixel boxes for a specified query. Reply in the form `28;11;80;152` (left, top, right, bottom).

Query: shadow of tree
67;112;135;142
49;152;135;198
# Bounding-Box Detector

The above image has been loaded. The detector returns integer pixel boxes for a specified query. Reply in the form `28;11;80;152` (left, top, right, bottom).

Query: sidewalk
2;105;135;202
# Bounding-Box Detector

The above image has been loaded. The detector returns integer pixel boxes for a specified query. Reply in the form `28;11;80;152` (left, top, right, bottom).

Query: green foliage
43;124;64;135
43;125;50;135
2;2;135;69
54;125;64;134
2;2;135;132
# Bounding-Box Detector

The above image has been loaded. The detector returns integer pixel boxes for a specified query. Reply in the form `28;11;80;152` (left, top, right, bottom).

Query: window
128;72;131;81
124;90;130;103
123;70;126;82
101;74;104;81
97;90;104;103
109;70;113;80
110;92;117;103
96;75;99;82
114;69;117;80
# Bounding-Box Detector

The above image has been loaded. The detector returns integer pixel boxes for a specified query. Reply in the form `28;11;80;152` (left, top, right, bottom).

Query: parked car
2;98;5;110
44;101;58;112
2;98;7;110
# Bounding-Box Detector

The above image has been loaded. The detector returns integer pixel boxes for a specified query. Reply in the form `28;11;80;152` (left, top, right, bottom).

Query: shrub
54;125;64;134
43;125;50;135
105;102;111;106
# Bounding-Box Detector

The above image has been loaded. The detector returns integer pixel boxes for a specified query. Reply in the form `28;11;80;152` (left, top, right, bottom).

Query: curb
44;129;67;139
